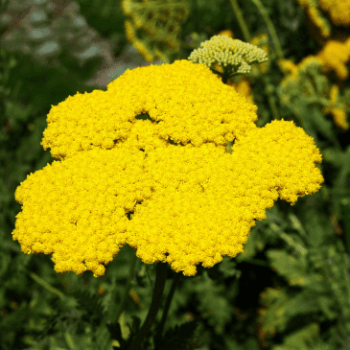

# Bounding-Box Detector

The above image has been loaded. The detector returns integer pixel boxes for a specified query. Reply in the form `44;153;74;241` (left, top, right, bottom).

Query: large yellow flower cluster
41;60;258;160
12;60;323;277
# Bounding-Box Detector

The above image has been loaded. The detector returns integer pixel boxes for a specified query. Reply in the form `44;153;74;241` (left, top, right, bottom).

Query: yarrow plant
278;50;350;131
12;55;323;348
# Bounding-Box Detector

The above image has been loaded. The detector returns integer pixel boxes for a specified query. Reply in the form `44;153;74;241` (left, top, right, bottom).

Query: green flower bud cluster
0;0;105;75
188;35;268;77
121;0;190;63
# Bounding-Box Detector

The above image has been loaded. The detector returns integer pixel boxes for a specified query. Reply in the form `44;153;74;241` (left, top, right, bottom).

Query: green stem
286;102;305;127
145;264;154;292
266;87;279;120
154;273;182;347
64;331;78;350
115;250;138;324
228;0;279;120
226;140;234;154
341;200;350;256
304;79;317;97
250;0;284;60
229;0;251;42
222;66;236;84
210;67;224;77
29;272;65;300
128;262;168;350
56;274;74;294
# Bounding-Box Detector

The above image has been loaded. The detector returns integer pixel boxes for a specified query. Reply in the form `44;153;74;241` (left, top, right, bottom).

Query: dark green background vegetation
1;0;350;349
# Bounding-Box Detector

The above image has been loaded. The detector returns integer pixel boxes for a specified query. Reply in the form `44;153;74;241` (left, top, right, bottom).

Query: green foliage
277;57;343;146
156;321;198;350
75;0;126;37
271;323;329;350
1;0;350;349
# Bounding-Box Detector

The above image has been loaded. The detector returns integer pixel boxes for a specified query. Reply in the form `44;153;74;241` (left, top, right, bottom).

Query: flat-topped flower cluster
12;60;323;277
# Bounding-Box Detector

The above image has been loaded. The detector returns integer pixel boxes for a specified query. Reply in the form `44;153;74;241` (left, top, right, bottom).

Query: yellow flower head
250;33;269;74
231;78;254;105
329;84;339;104
125;20;137;44
317;39;350;80
296;0;331;37
331;108;349;130
319;0;350;26
327;84;349;130
278;59;298;75
307;6;331;37
13;60;323;277
218;30;234;38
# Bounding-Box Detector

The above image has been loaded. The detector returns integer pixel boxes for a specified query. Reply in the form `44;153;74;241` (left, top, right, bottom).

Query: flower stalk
251;0;284;60
229;0;251;42
115;250;138;324
154;272;182;347
228;0;281;119
128;262;168;350
30;272;65;300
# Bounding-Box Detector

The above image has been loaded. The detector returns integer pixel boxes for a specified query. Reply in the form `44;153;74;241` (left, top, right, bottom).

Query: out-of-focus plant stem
128;262;168;350
154;272;182;347
115;250;138;324
229;0;280;120
251;0;284;61
29;272;65;299
229;0;251;42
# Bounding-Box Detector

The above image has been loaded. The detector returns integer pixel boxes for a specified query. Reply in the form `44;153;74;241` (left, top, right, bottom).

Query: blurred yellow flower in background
319;0;350;26
250;33;269;74
218;29;234;38
278;59;299;76
316;38;350;80
324;84;349;130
